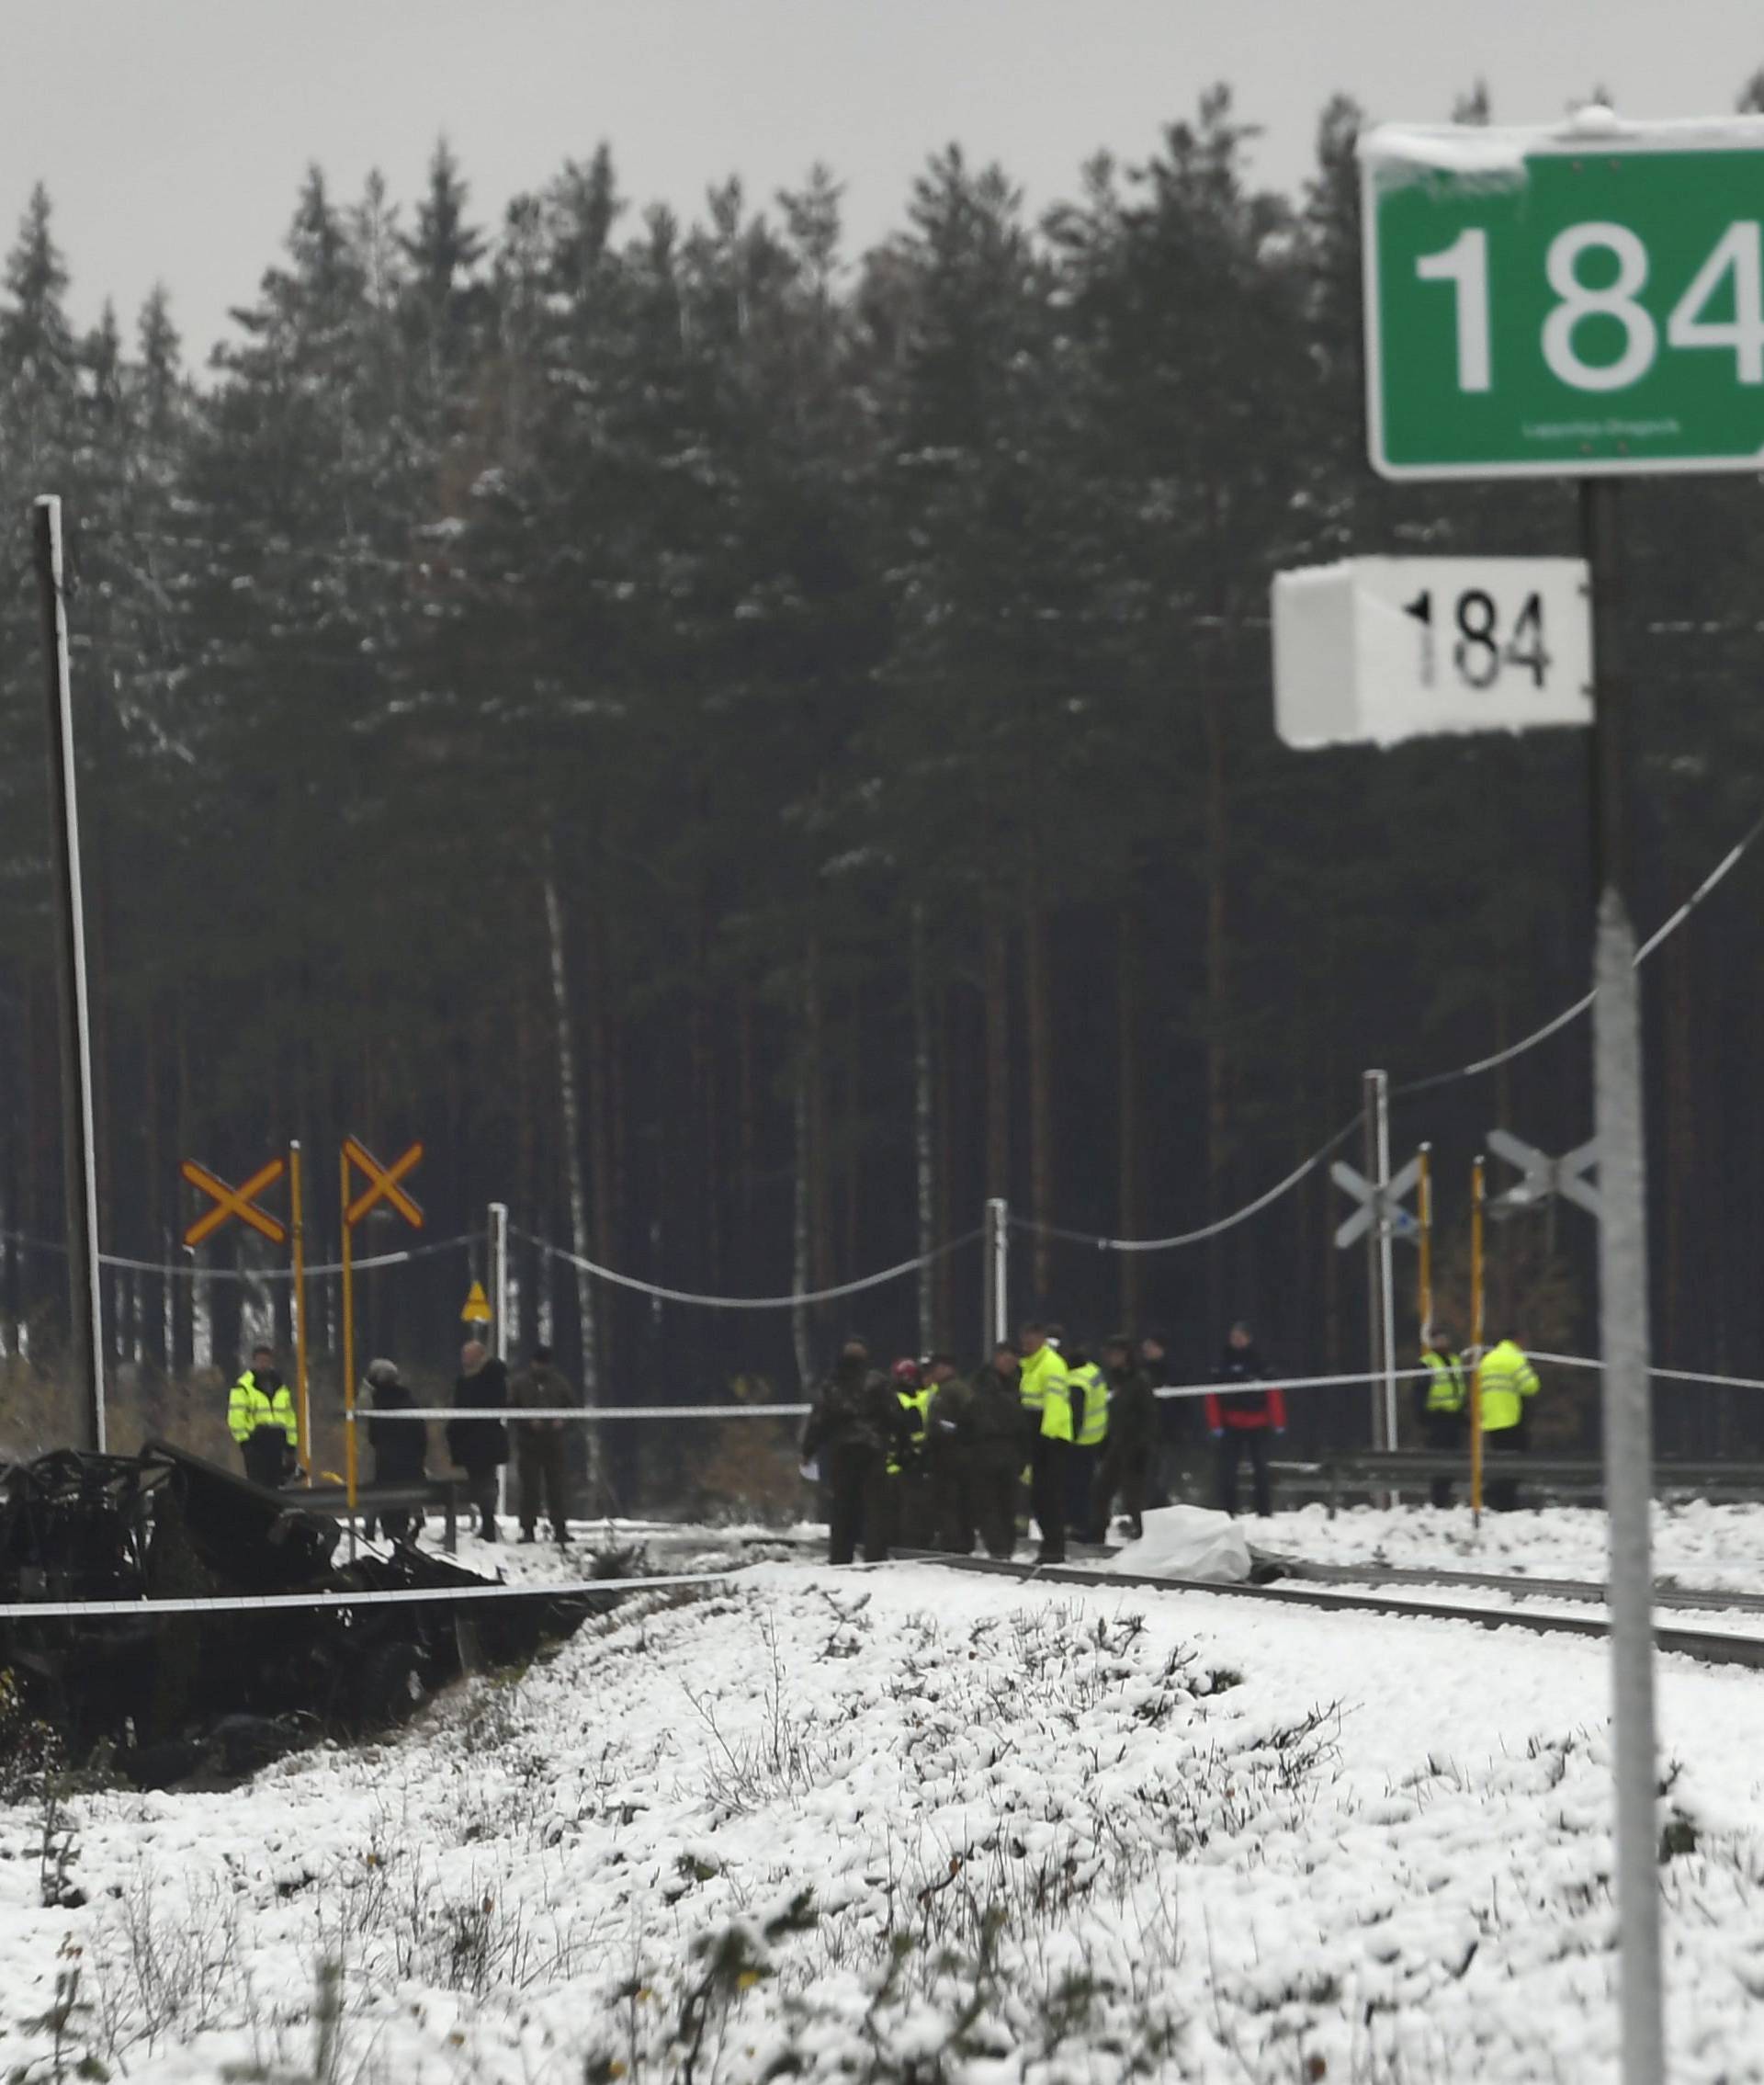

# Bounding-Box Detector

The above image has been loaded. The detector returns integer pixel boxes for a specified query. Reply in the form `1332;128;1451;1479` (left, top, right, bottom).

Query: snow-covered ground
6;1555;1764;2079
1253;1499;1764;1596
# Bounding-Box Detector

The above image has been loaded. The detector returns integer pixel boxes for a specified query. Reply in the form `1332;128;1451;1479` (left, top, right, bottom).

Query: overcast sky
6;0;1762;365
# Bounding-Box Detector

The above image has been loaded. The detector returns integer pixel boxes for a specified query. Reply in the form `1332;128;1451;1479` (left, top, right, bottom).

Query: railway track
903;1549;1764;1671
1261;1552;1764;1616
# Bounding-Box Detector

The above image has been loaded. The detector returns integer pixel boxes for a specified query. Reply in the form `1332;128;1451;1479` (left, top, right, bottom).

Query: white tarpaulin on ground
1110;1502;1252;1582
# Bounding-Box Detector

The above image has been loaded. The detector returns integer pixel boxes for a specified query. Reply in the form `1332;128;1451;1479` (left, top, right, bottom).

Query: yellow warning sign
460;1280;492;1326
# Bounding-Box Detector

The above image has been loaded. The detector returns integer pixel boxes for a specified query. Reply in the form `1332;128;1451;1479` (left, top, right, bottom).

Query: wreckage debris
0;1440;592;1786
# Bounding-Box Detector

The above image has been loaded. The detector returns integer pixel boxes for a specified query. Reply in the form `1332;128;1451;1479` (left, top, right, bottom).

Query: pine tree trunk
807;935;831;1297
933;981;955;1348
142;998;164;1370
983;894;1010;1206
910;902;935;1354
1204;671;1229;1334
842;992;861;1278
1116;899;1143;1331
1023;891;1055;1309
543;859;599;1499
1664;930;1694;1446
585;891;617;1382
792;955;816;1391
692;868;718;1290
737;983;758;1236
516;977;538;1355
172;990;194;1374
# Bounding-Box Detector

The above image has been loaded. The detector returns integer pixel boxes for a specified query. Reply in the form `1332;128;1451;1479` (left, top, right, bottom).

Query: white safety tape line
354;1409;821;1425
362;1367;1433;1424
1155;1366;1431;1401
0;1567;743;1623
1533;1351;1764;1395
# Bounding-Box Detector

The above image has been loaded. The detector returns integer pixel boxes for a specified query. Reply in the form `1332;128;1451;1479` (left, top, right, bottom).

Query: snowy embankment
1255;1499;1764;1593
6;1561;1764;2080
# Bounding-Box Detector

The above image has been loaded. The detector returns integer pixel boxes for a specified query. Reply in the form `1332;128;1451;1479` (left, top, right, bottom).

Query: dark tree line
4;82;1764;1469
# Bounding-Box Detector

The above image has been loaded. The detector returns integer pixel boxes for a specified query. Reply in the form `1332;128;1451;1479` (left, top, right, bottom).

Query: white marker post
984;1197;1009;1350
32;496;106;1454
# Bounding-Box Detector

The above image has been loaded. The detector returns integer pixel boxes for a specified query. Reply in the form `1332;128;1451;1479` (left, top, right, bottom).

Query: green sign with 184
1361;113;1764;479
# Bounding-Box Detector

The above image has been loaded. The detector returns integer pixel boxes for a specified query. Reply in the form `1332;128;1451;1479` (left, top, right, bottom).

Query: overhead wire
514;1223;983;1310
1026;803;1764;1252
1;1229;480;1281
3;811;1759;1294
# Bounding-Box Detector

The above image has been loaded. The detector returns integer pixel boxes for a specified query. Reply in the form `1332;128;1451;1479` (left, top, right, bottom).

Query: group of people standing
797;1317;1316;1567
226;1339;582;1546
799;1322;1166;1567
1415;1329;1541;1511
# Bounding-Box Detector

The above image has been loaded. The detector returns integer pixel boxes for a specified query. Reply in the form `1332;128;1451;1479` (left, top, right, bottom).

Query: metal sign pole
1417;1143;1433;1339
32;496;106;1454
490;1202;510;1364
1584;475;1665;2085
1374;1073;1399;1452
1470;1155;1486;1527
1361;1071;1388;1448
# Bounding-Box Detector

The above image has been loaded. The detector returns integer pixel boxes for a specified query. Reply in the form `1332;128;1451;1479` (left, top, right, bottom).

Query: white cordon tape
1153;1366;1431;1401
1532;1351;1764;1395
351;1366;1435;1424
353;1403;812;1422
0;1567;743;1624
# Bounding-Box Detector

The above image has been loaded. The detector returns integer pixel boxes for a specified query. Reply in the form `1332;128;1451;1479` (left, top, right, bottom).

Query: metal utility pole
1583;475;1664;2085
32;496;105;1453
1361;1070;1396;1449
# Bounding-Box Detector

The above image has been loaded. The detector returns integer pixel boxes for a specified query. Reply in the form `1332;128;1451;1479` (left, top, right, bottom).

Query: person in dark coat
800;1335;899;1565
922;1354;972;1553
1205;1321;1286;1519
1090;1333;1155;1541
508;1343;576;1547
363;1357;425;1544
447;1339;509;1541
964;1343;1025;1560
1139;1331;1182;1506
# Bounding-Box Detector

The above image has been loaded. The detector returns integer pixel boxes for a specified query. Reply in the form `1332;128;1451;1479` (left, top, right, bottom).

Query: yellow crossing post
289;1139;309;1474
341;1148;356;1535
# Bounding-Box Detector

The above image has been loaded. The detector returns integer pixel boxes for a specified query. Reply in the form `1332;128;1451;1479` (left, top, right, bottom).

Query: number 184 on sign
1361;118;1764;477
1272;558;1591;751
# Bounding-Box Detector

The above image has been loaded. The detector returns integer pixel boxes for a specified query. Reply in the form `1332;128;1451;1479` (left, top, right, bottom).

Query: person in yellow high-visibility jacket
1019;1321;1074;1564
228;1344;297;1488
1064;1344;1108;1535
1415;1330;1467;1509
1479;1335;1540;1513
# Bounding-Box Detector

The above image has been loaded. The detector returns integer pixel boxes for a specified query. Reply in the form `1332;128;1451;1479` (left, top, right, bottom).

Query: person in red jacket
1205;1321;1286;1519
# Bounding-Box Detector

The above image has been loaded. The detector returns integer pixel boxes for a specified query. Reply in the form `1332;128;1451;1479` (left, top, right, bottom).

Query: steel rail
899;1551;1764;1671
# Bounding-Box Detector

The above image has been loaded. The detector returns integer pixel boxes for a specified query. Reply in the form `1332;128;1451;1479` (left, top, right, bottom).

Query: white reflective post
985;1197;1009;1351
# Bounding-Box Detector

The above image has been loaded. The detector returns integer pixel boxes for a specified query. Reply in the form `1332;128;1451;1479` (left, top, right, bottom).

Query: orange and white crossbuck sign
182;1157;287;1248
342;1137;424;1230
